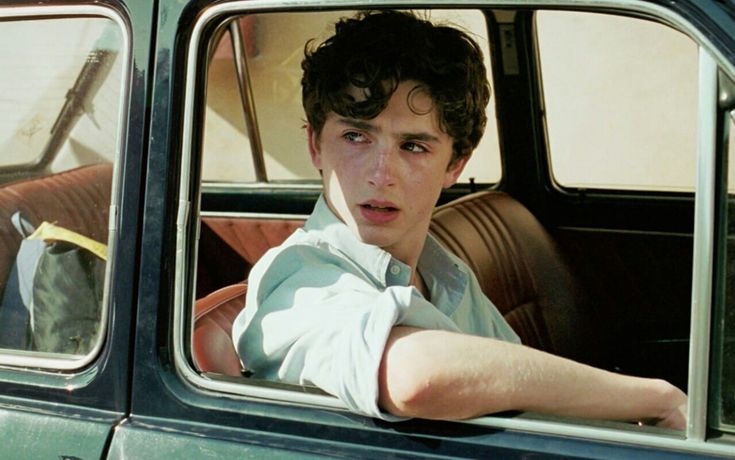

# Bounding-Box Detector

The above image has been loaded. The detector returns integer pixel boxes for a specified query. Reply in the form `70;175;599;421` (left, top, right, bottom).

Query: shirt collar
305;195;396;286
305;195;468;301
419;234;468;308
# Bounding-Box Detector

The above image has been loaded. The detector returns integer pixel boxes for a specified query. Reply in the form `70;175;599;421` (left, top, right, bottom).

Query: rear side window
201;9;502;185
0;17;121;172
0;13;126;369
537;11;699;192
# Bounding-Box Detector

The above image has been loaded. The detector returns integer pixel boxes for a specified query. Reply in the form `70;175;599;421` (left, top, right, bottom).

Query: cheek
406;174;440;212
324;162;354;205
333;154;365;185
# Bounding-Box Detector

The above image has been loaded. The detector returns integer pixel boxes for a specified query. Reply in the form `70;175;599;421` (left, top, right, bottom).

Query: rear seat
429;191;605;365
194;190;607;375
193;283;248;376
203;217;305;268
0;163;113;295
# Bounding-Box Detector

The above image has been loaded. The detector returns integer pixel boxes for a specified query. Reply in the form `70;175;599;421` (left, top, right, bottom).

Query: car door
111;0;735;458
0;1;151;458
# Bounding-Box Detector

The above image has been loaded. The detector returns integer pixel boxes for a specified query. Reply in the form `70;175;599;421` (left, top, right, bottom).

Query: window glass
0;17;122;171
719;111;735;430
537;11;699;192
0;16;123;365
202;10;501;184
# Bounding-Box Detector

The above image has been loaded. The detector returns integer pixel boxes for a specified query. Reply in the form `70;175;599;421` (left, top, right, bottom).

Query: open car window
175;3;733;455
201;10;501;185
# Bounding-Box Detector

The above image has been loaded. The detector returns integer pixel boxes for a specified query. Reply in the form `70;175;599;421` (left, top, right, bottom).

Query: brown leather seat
193;190;605;375
202;217;305;267
429;191;603;364
0;164;113;289
192;282;247;376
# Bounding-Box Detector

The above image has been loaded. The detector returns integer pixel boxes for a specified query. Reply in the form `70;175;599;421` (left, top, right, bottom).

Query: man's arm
378;327;687;429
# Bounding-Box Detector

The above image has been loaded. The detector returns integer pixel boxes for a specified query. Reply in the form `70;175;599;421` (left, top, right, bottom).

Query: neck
411;268;429;299
382;227;428;273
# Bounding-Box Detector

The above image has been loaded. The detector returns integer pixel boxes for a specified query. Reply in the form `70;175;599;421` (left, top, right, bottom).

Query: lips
361;204;397;212
359;200;400;224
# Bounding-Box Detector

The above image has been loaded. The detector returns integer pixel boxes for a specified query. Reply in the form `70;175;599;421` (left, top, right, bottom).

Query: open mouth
358;202;400;224
360;204;398;212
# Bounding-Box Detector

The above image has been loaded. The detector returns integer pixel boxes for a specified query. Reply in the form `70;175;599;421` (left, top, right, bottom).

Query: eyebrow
337;118;376;133
336;117;441;143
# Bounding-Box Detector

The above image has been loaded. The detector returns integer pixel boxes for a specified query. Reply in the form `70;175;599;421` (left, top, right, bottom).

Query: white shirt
232;195;520;419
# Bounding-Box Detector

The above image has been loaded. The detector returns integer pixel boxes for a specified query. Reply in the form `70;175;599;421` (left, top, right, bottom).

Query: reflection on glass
0;17;122;171
0;16;123;365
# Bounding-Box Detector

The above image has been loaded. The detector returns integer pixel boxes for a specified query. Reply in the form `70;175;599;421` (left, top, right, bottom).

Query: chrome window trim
176;0;733;455
686;49;719;441
201;181;323;190
0;5;129;373
200;211;308;220
228;19;268;182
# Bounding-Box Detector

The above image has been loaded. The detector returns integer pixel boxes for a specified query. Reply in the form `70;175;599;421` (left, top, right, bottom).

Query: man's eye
343;132;366;143
402;142;427;153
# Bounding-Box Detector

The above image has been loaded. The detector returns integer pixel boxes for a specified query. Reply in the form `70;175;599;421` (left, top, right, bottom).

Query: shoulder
248;233;361;302
423;234;474;277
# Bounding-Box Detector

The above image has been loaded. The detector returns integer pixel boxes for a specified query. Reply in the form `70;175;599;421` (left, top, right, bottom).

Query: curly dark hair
301;10;491;163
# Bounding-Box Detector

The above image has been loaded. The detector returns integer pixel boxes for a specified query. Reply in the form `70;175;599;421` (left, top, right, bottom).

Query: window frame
174;0;735;456
0;4;129;372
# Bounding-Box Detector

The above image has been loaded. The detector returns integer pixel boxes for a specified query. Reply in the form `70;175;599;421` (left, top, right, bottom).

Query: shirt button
390;265;401;275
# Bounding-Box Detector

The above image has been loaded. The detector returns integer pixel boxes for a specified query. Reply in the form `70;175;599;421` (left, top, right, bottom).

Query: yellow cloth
28;222;107;261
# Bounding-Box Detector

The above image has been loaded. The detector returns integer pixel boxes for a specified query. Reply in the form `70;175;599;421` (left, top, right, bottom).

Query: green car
1;0;735;457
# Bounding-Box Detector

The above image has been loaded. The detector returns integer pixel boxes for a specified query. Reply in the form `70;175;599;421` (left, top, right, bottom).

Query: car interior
0;5;703;422
188;8;697;399
4;2;735;457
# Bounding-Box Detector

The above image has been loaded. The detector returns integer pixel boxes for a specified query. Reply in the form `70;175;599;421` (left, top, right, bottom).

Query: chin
354;227;395;248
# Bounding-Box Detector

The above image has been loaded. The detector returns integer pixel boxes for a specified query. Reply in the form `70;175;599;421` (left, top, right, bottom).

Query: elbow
379;368;486;420
376;326;494;420
377;327;442;418
378;361;441;418
378;347;480;419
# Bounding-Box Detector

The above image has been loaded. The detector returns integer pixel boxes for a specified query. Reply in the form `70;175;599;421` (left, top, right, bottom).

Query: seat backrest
193;190;607;375
0;164;113;292
202;217;305;267
429;191;604;365
193;282;247;376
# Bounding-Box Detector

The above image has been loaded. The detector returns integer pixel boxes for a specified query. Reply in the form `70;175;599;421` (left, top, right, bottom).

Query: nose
367;147;396;188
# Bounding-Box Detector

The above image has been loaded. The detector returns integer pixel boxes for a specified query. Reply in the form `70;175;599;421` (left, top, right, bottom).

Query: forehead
345;81;435;113
336;81;445;134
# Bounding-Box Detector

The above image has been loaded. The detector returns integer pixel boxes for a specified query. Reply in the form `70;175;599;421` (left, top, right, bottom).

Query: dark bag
0;213;106;355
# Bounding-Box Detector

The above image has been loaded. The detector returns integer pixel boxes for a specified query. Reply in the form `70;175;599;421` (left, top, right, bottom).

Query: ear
443;156;469;188
307;124;322;170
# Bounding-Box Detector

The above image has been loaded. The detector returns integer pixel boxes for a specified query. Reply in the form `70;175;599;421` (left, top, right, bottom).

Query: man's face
308;80;467;264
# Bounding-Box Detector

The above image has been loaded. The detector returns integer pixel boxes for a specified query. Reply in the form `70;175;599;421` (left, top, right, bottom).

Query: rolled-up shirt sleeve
232;244;461;420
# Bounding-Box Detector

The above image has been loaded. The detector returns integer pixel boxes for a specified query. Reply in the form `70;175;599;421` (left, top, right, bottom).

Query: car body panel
0;404;116;460
2;0;735;457
0;0;153;457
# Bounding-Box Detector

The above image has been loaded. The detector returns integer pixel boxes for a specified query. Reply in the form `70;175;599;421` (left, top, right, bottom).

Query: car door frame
0;0;151;458
118;0;735;458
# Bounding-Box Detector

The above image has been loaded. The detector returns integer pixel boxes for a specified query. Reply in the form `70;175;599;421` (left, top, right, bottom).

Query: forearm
378;327;686;427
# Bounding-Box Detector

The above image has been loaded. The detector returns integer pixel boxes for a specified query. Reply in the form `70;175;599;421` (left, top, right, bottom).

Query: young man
232;10;687;428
